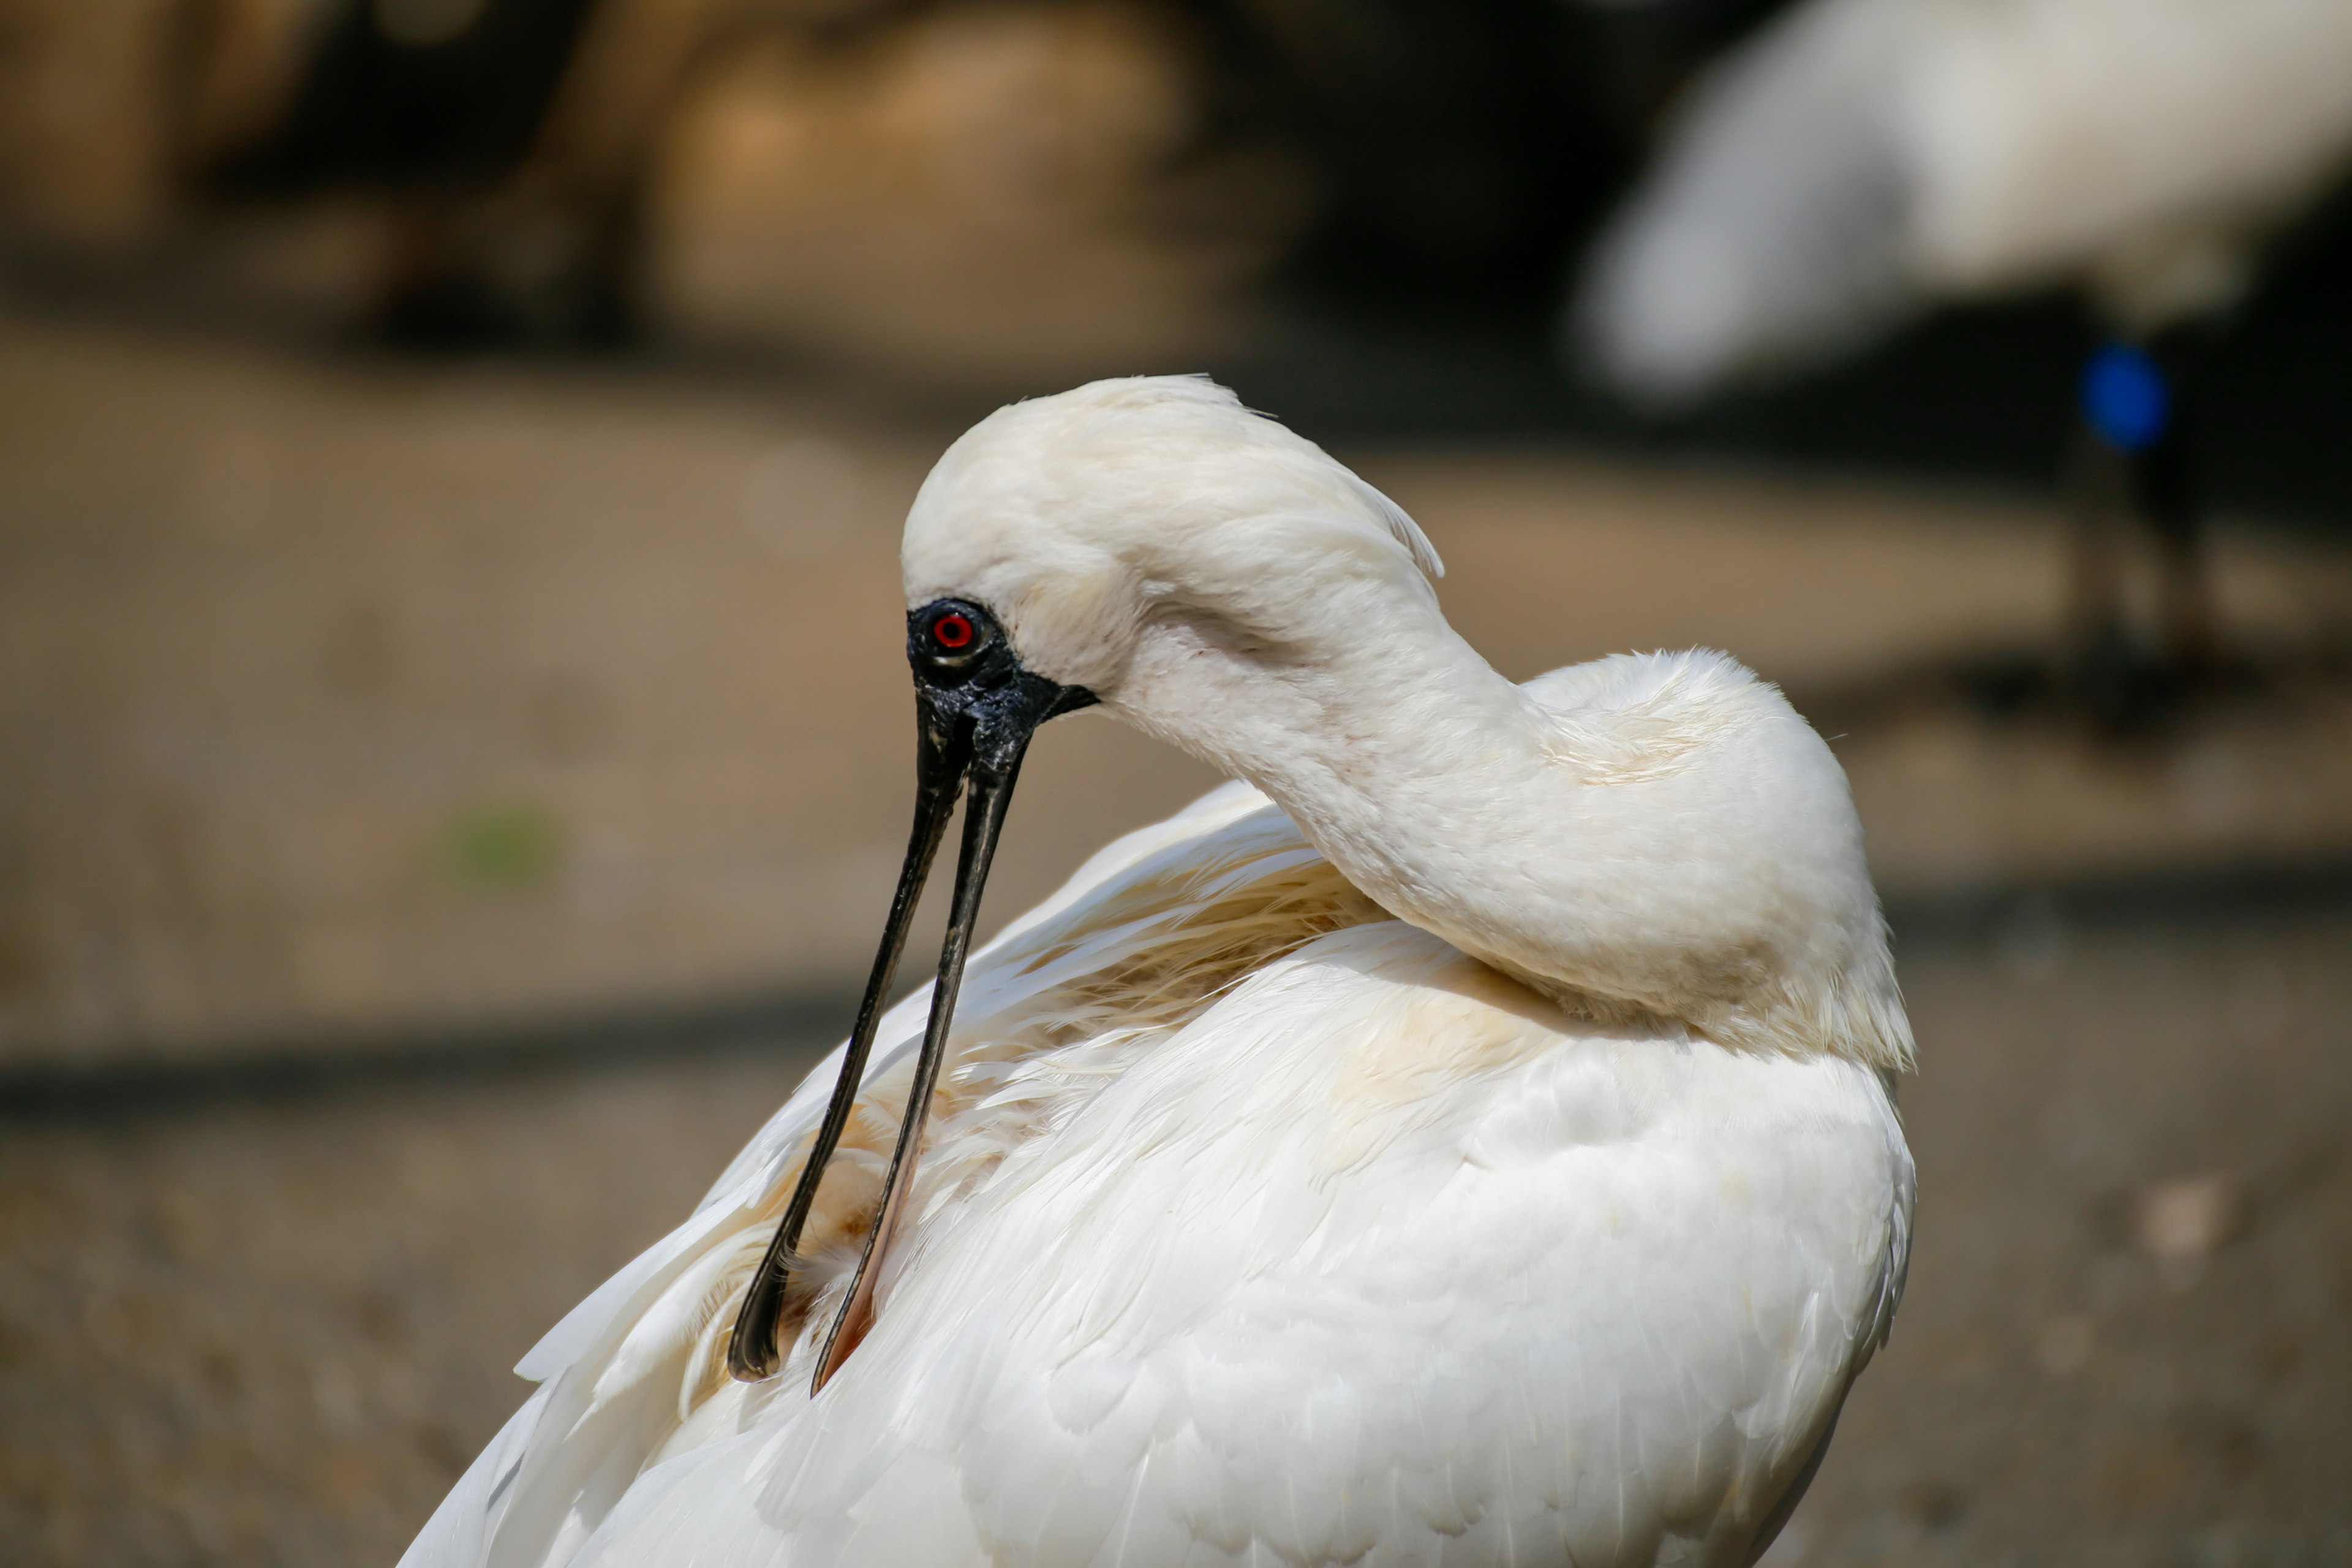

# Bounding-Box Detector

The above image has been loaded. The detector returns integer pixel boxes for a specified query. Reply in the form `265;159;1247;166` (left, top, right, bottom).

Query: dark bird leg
2136;347;2214;679
2064;417;2133;709
2065;331;2214;725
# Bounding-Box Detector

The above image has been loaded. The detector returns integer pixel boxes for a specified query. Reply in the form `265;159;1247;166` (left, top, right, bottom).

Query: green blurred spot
437;801;564;891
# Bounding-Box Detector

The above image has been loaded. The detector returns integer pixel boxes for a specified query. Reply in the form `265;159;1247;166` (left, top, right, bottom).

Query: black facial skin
725;598;1094;1387
908;598;1099;775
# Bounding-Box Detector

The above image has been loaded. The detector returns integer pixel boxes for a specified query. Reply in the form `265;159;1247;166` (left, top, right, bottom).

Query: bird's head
900;374;1442;748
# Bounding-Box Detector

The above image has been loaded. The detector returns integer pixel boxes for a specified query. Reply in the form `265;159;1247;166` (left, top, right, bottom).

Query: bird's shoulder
1520;649;1802;782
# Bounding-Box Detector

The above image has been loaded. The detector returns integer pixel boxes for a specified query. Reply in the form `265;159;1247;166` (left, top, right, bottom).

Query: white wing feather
564;924;1910;1567
399;780;1347;1568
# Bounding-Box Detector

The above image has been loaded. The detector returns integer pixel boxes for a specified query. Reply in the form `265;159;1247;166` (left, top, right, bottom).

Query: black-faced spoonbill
1575;0;2352;707
401;375;1916;1568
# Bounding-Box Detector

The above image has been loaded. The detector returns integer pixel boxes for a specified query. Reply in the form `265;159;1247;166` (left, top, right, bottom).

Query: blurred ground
1;306;2350;1564
6;908;2348;1567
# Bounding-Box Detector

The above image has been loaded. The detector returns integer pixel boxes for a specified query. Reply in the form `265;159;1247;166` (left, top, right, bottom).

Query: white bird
401;375;1916;1568
1575;0;2352;692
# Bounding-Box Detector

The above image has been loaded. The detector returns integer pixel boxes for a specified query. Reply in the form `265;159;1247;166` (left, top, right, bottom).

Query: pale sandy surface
1;311;2349;1564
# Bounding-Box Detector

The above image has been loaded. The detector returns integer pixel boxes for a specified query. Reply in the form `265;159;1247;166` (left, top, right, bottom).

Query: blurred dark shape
208;0;619;340
222;0;603;191
1193;0;1606;304
1564;0;1790;136
1166;0;1793;305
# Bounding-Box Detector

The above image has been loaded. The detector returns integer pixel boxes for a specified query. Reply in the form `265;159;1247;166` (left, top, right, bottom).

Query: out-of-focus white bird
1580;0;2352;404
1577;0;2352;692
401;375;1915;1568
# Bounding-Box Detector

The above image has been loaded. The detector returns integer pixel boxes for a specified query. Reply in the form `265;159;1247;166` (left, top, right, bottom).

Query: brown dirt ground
4;908;2348;1566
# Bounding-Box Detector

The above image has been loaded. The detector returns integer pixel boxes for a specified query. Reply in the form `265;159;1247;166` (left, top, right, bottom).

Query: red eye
932;612;974;650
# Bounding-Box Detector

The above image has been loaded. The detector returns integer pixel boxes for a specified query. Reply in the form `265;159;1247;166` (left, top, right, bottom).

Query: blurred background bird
1575;0;2352;716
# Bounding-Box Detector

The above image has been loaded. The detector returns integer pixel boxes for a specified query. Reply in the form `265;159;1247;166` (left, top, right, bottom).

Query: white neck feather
1109;577;1912;1071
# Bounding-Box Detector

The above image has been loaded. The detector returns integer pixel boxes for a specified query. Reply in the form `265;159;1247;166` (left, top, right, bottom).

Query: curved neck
1114;595;1591;985
1108;592;1911;1069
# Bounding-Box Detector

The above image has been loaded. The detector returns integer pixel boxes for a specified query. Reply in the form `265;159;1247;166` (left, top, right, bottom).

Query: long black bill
726;601;1090;1389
